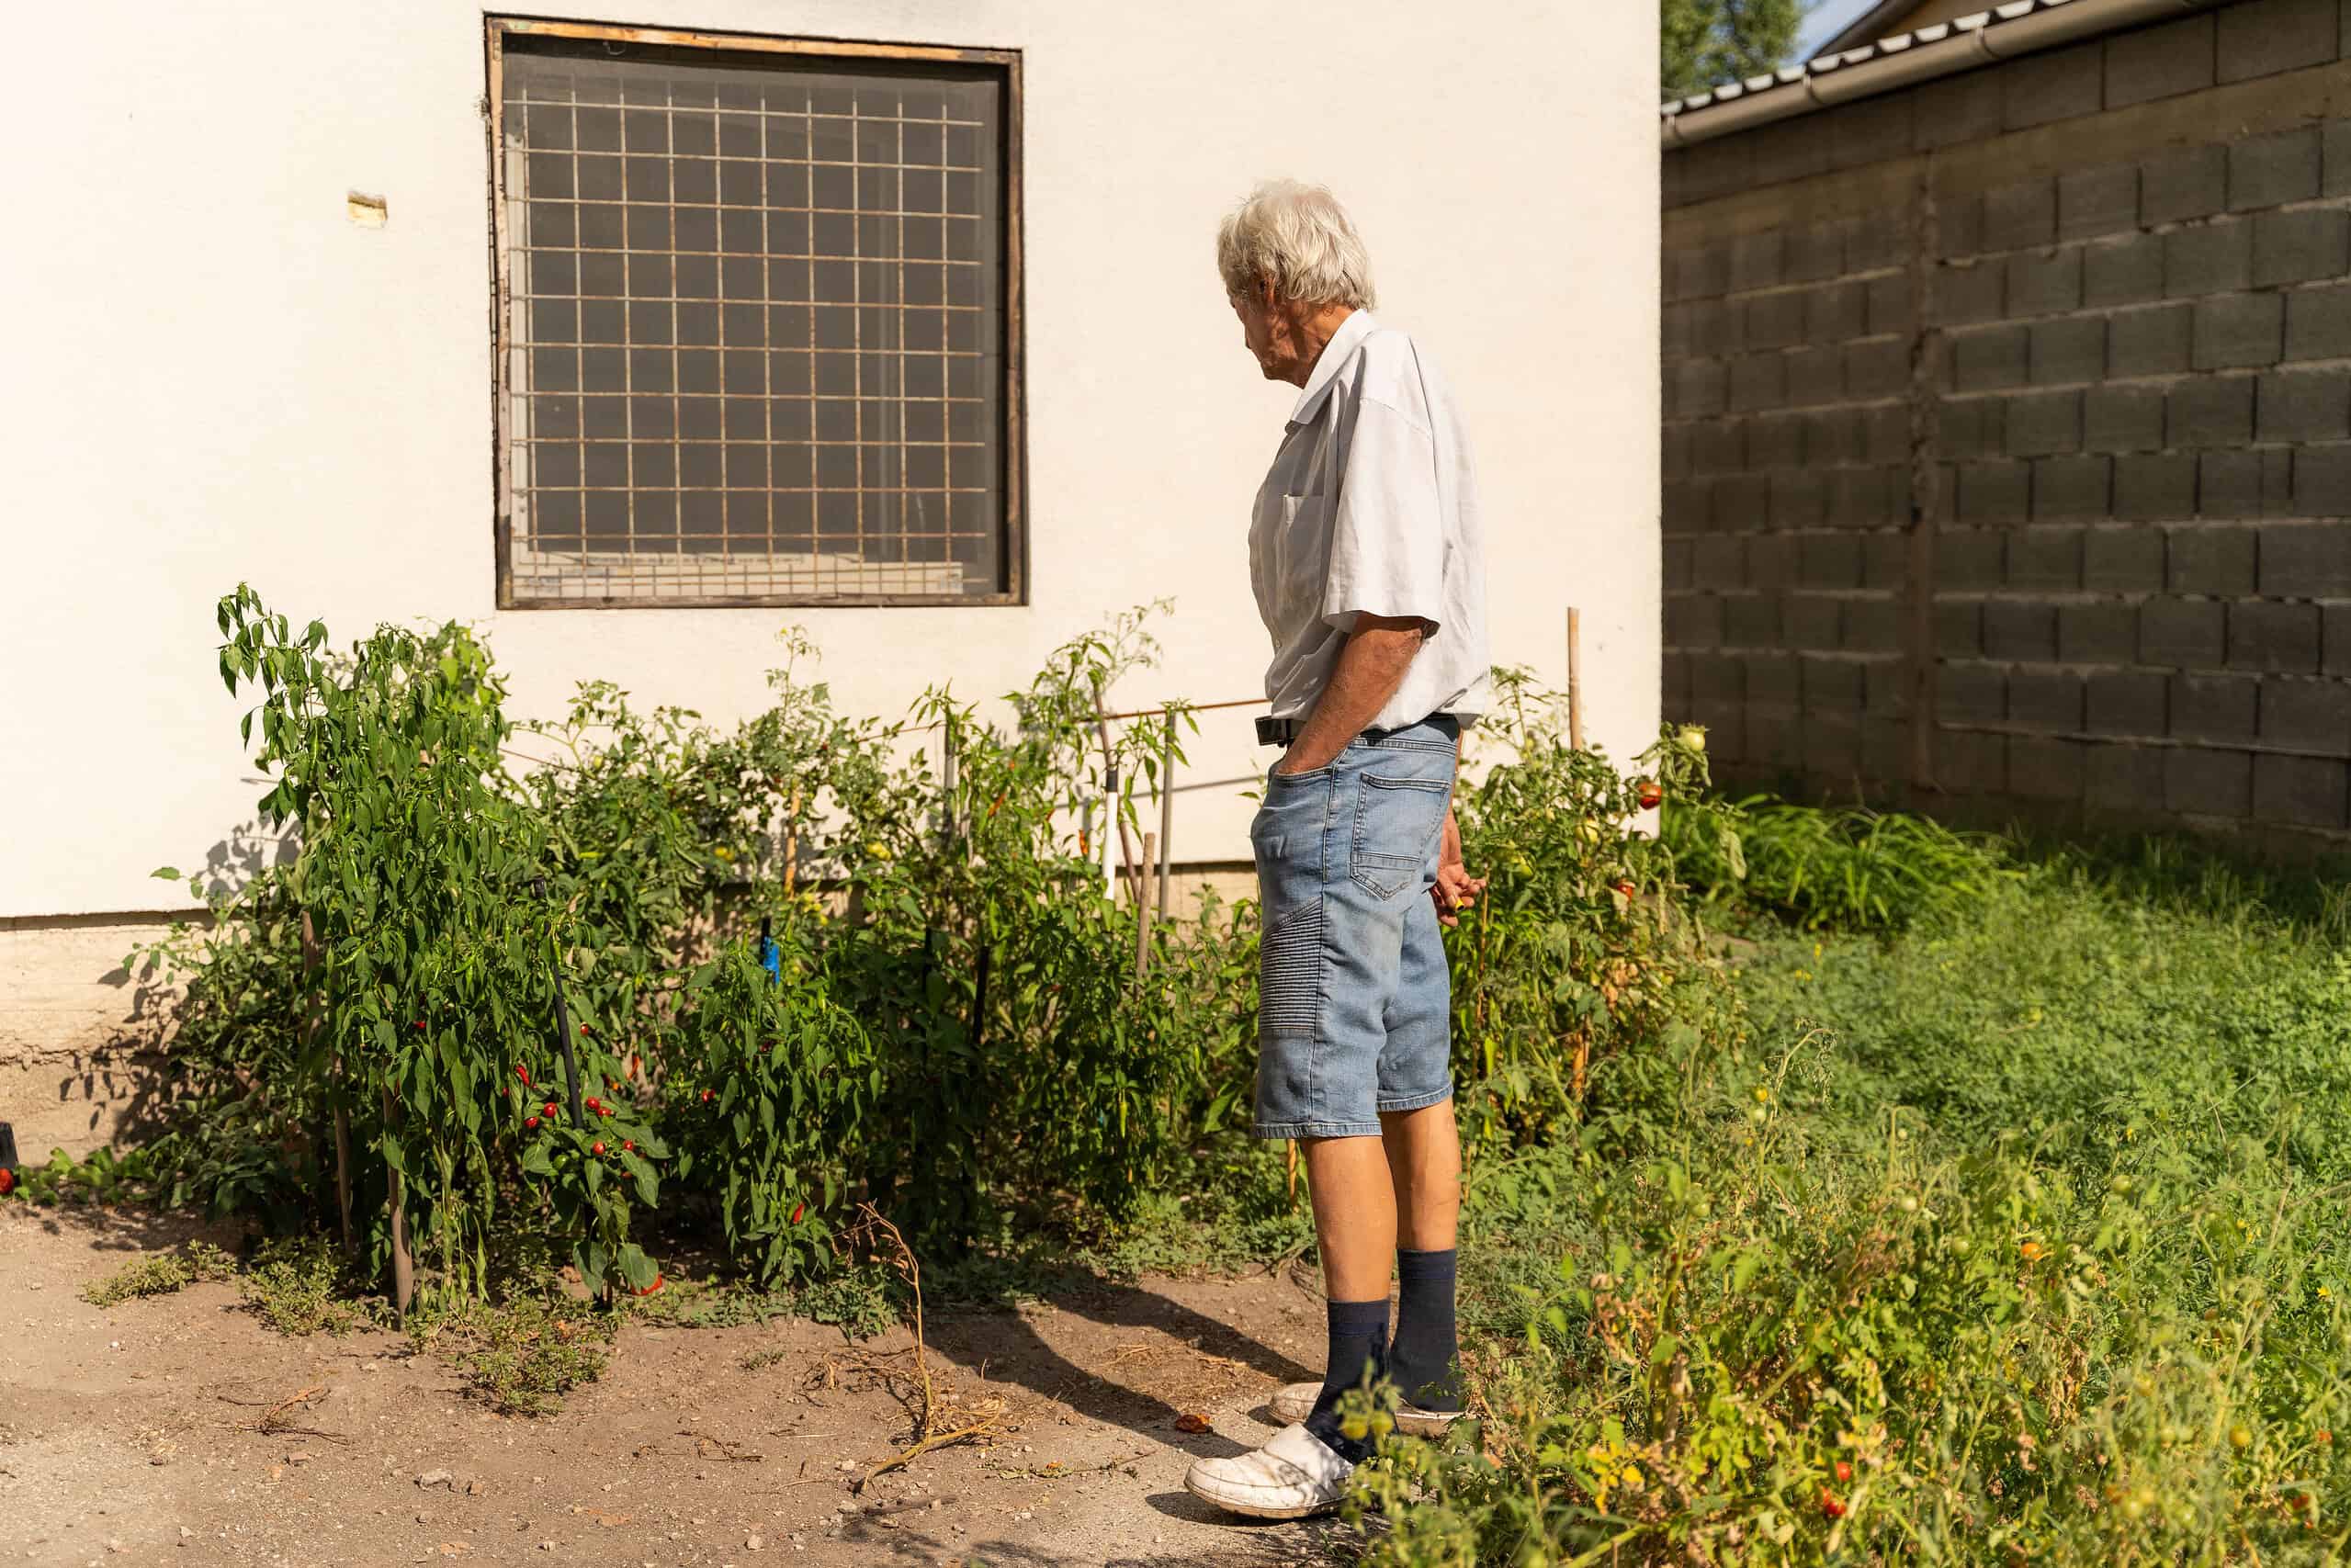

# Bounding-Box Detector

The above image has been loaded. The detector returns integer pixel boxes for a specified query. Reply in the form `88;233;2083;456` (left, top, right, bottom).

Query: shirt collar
1286;309;1377;427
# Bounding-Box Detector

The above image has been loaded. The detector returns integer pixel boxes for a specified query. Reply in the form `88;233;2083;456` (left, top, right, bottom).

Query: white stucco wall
1;0;1658;921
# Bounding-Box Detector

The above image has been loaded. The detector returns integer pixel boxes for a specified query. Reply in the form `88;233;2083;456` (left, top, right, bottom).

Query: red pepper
790;1202;806;1224
0;1168;16;1197
515;1065;532;1087
543;1102;559;1119
526;1116;541;1130
631;1272;665;1296
592;1141;606;1156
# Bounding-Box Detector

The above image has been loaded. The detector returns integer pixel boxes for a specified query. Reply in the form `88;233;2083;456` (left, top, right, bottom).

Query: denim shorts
1249;715;1457;1140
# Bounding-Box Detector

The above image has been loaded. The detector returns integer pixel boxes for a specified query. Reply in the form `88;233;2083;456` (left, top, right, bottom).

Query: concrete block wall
1662;0;2351;844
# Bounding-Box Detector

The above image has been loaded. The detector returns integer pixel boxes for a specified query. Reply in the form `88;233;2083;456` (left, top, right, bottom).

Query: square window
499;27;1014;603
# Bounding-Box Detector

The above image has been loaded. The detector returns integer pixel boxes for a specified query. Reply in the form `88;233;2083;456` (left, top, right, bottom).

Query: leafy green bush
1449;674;1725;1155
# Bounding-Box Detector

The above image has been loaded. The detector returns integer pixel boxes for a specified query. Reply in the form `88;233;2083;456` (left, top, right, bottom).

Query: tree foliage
1662;0;1806;101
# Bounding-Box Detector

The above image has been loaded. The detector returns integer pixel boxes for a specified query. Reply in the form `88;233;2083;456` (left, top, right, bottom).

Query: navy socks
1302;1296;1390;1462
1387;1247;1462;1412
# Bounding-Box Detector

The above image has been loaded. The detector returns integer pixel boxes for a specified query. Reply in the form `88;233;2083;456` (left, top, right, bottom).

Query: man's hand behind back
1431;808;1486;929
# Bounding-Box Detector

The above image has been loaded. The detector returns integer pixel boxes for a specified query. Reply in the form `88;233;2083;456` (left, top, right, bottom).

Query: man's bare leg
1381;1100;1461;1251
1381;1100;1464;1411
1290;1134;1396;1454
1302;1134;1397;1299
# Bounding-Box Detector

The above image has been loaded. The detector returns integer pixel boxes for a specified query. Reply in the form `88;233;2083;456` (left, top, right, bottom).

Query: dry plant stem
843;1204;1005;1493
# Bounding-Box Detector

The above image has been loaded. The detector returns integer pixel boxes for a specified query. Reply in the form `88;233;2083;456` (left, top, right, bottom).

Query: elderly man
1184;180;1490;1520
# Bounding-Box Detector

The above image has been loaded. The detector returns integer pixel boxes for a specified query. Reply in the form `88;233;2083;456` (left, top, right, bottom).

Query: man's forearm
1277;617;1427;773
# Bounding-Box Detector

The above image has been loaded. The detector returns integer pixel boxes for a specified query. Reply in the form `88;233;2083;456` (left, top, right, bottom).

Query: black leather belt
1256;713;1457;748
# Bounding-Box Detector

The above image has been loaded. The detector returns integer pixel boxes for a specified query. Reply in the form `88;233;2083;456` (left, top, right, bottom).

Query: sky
1795;0;1884;60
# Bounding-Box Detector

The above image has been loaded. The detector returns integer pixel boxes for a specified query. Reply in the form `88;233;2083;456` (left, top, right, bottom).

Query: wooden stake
1133;832;1157;977
1156;713;1176;922
783;786;803;894
382;1086;414;1321
1566;606;1586;752
1285;1138;1299;1205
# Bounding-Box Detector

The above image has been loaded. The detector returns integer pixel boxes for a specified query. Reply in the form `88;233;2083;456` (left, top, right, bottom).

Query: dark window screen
495;35;1012;604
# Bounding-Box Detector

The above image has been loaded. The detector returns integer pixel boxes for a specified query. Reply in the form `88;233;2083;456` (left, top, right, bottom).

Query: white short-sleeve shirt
1249;310;1489;731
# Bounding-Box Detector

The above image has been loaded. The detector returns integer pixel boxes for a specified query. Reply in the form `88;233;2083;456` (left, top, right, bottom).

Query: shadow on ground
923;1273;1320;1460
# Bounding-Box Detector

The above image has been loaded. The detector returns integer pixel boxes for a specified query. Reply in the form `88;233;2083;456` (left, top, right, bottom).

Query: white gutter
1661;0;2215;149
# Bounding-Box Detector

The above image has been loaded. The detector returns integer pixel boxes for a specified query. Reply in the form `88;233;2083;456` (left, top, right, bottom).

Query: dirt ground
0;1205;1368;1568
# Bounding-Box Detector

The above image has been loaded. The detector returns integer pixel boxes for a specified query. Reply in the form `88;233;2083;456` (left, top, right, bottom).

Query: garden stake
1090;687;1146;908
1133;832;1156;979
1566;606;1585;752
783;786;802;893
1157;712;1175;921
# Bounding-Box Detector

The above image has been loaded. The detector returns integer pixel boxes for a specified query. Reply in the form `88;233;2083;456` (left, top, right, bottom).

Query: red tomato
592;1141;606;1156
621;1140;634;1153
1637;781;1663;810
1835;1461;1852;1483
542;1101;559;1118
1820;1489;1847;1519
526;1116;541;1130
0;1168;15;1197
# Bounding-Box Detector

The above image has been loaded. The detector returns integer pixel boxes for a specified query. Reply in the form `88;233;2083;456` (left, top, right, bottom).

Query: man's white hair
1215;179;1378;311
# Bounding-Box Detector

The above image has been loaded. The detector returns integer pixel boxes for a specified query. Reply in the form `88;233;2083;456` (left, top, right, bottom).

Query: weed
417;1296;613;1416
81;1252;196;1307
239;1238;359;1337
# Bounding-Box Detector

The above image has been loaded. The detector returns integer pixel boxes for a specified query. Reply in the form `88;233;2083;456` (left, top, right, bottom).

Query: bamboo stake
1566;606;1586;751
1133;832;1157;977
1157;713;1175;921
783;786;802;894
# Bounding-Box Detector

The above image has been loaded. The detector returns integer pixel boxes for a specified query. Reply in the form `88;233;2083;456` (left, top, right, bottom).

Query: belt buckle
1254;715;1282;748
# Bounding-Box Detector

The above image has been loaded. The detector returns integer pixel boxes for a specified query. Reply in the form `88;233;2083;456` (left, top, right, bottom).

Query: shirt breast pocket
1278;492;1330;608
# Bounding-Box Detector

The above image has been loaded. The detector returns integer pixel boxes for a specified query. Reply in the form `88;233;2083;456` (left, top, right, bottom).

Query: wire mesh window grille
491;24;1020;606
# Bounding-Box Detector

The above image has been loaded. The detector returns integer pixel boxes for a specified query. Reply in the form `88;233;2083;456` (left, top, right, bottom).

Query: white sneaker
1182;1422;1356;1519
1269;1381;1467;1437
